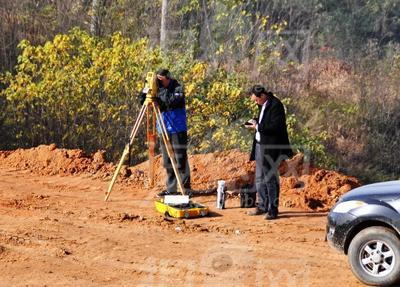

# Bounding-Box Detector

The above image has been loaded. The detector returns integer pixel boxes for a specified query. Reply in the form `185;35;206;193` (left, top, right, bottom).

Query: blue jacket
157;79;188;134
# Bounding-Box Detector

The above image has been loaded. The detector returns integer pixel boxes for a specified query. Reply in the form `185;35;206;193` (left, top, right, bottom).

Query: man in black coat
245;85;293;220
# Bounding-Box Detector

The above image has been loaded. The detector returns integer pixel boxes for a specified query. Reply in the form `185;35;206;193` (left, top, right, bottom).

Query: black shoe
157;190;179;197
265;213;278;220
247;208;266;216
184;189;193;198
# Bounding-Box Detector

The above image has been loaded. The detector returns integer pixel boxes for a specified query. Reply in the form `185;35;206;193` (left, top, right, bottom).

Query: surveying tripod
104;72;186;201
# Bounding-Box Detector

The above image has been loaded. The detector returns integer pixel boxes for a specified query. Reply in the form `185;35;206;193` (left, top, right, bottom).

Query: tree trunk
91;0;105;37
160;0;168;52
200;0;214;62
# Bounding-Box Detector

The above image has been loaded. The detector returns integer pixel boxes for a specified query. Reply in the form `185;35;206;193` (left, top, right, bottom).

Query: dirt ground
0;164;364;286
0;145;361;212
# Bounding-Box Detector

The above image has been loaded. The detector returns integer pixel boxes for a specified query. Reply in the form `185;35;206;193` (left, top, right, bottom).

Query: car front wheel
348;226;400;286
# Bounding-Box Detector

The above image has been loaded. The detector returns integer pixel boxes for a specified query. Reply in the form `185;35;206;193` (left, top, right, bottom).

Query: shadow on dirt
278;211;328;219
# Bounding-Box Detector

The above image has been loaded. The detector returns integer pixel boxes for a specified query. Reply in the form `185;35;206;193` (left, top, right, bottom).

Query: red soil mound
0;145;361;211
128;149;255;191
128;151;360;211
0;144;113;176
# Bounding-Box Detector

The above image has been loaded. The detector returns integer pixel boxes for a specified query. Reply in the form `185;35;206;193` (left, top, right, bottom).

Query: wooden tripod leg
104;144;130;201
147;105;156;187
153;104;186;195
129;104;147;143
104;104;147;201
129;104;147;146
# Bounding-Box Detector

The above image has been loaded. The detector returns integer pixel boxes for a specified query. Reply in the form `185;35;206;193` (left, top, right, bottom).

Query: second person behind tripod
140;68;191;196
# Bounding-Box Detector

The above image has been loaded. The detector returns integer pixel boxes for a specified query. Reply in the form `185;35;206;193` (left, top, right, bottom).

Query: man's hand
245;119;257;130
139;92;146;105
142;87;150;94
138;85;150;106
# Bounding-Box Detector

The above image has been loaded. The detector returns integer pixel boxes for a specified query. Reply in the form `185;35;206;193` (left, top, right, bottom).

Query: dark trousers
160;131;191;193
255;143;280;216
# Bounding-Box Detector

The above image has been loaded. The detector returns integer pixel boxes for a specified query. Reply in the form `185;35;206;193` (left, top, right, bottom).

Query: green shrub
1;28;334;169
1;28;162;160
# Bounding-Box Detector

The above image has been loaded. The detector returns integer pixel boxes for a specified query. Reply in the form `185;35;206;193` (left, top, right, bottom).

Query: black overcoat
250;94;293;163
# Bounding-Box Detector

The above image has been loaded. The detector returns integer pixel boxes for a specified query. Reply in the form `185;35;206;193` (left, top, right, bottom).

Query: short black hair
156;68;171;78
249;84;267;97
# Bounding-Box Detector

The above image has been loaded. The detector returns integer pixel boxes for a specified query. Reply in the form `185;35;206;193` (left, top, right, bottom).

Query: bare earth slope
0;145;360;211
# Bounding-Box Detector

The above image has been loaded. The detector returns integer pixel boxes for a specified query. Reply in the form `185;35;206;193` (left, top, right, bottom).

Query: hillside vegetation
1;0;399;182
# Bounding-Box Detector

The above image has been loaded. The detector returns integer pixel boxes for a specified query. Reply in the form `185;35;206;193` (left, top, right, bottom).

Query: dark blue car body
327;180;400;254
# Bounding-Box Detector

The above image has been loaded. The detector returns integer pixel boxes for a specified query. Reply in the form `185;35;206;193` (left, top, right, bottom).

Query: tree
91;0;107;37
160;0;168;51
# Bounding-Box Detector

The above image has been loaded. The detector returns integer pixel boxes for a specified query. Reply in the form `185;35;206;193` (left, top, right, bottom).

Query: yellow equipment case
155;200;209;219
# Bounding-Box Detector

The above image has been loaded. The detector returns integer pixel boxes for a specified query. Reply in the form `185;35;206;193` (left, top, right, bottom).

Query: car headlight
332;200;367;213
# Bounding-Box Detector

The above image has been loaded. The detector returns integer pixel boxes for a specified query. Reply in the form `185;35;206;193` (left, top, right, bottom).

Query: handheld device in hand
244;121;253;127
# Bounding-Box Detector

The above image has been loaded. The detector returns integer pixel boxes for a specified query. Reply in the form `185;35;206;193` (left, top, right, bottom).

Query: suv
326;180;400;286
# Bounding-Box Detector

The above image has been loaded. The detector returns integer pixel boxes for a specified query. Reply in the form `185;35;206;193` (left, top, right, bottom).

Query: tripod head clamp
144;72;159;104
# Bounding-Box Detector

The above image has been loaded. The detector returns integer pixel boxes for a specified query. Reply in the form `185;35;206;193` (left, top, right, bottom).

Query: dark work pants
255;143;280;216
160;131;191;193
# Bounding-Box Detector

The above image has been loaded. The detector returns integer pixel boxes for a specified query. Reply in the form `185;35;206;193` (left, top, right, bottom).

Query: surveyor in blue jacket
140;69;191;196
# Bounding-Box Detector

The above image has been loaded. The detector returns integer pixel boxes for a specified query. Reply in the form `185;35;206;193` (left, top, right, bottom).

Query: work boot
247;208;266;216
183;188;194;198
265;213;278;220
